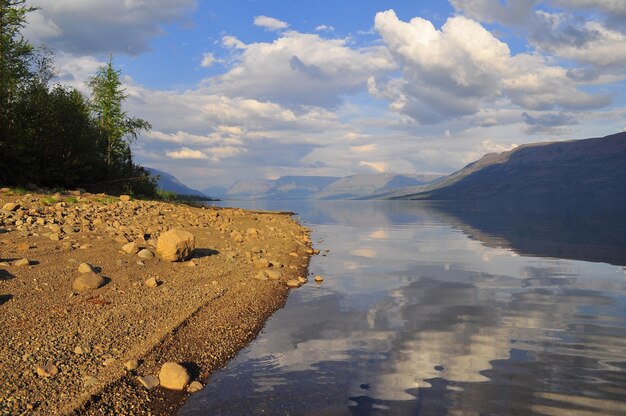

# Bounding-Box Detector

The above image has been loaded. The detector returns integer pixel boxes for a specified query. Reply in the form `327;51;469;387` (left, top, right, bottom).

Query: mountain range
390;131;626;201
146;168;213;199
207;173;442;200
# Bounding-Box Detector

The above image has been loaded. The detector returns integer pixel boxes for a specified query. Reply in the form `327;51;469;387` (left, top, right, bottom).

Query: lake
180;200;626;416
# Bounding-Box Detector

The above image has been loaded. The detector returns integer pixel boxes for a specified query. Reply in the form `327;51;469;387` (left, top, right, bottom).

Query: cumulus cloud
449;0;538;25
24;0;196;55
253;15;289;31
209;31;395;108
522;111;577;134
371;10;610;123
166;147;209;160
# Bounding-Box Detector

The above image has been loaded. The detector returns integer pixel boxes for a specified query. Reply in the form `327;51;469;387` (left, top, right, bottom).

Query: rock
286;279;301;288
2;202;19;211
83;376;97;388
253;258;269;269
297;276;308;284
119;195;131;202
246;227;258;237
231;231;244;243
289;252;299;257
137;249;154;259
72;272;106;292
254;271;268;281
269;260;282;269
49;233;60;241
74;345;92;355
77;262;93;273
36;363;59;378
124;359;139;371
265;269;281;280
314;275;324;283
187;381;204;393
137;375;159;390
144;277;158;288
102;357;116;367
158;362;190;391
14;258;30;267
16;242;31;251
121;242;139;254
0;187;9;193
187;260;197;267
156;229;195;262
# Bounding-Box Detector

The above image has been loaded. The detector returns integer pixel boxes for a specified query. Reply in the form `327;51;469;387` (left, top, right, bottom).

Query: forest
0;0;157;196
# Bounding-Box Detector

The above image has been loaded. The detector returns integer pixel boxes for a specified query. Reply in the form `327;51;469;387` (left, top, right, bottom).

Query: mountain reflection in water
181;201;626;416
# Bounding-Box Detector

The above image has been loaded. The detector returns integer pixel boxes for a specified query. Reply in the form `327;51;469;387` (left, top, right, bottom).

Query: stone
144;277;158;288
289;252;299;257
2;202;19;211
72;272;106;292
286;279;301;288
253;258;269;269
265;269;281;280
36;363;59;378
137;249;154;259
14;258;30;267
119;195;131;202
187;381;204;393
156;229;195;262
0;187;9;193
121;242;139;254
158;362;190;391
231;231;244;243
314;275;324;283
124;359;139;371
187;260;197;267
254;271;268;281
83;376;97;388
74;345;92;355
137;375;159;390
246;227;258;237
102;357;116;367
16;242;31;251
297;276;308;284
77;262;93;273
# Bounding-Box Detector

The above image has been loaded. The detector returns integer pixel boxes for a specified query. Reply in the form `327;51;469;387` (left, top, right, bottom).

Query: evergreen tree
88;56;151;175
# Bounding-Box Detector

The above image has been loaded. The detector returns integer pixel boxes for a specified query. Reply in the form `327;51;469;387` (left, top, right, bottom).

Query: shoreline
0;190;312;415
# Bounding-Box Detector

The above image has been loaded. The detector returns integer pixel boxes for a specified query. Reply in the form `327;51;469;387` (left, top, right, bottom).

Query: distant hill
393;132;626;201
218;173;441;200
146;168;214;199
201;186;229;199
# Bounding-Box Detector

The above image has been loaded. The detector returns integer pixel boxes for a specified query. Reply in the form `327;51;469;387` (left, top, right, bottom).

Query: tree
88;55;151;174
0;0;36;178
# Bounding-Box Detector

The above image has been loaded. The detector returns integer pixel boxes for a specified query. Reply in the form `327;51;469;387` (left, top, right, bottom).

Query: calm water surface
181;201;626;416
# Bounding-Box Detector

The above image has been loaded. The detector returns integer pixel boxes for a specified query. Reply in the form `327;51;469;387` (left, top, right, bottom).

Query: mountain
219;173;441;200
146;168;213;199
393;132;626;201
201;186;229;199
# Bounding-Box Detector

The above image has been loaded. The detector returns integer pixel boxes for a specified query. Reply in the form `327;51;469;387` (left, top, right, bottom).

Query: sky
23;0;626;190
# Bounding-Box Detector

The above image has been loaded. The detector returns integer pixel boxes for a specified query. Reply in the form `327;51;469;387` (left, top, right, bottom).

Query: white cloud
371;10;611;123
209;31;395;108
25;0;196;55
253;15;289;31
166;147;209;159
200;52;216;68
315;25;335;32
359;161;388;173
222;35;246;49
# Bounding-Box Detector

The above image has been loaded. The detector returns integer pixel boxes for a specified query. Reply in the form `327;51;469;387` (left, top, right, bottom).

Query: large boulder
158;362;190;390
156;229;195;262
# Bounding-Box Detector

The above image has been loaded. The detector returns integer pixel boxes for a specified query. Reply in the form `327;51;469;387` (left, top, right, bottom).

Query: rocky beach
0;189;313;415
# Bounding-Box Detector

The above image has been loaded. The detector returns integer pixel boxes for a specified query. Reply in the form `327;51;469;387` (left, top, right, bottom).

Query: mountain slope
394;132;626;201
146;168;211;198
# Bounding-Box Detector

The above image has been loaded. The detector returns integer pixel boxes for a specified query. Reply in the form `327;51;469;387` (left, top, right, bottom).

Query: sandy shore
0;190;312;415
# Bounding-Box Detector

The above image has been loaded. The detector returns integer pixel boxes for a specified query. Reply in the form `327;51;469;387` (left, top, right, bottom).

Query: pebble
102;358;116;367
137;249;154;259
36;363;59;378
74;345;92;355
144;277;158;288
187;381;204;393
77;262;93;273
286;279;301;288
315;275;324;283
265;269;281;280
13;258;30;267
119;195;131;202
124;359;139;371
137;375;159;390
121;242;139;255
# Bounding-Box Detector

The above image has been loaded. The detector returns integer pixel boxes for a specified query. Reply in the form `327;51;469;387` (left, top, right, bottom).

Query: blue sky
24;0;626;189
